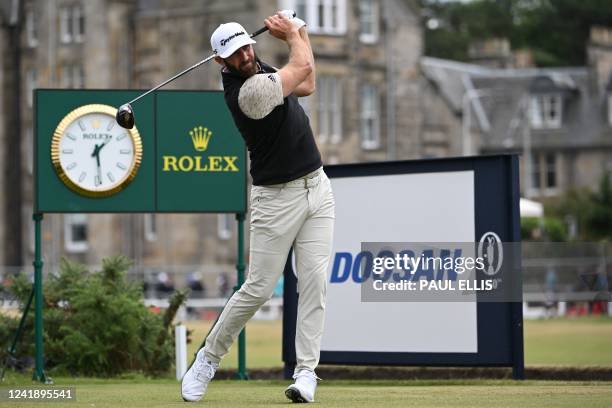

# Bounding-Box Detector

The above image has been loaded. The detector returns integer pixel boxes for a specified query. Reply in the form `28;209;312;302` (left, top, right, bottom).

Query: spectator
187;272;206;298
216;272;231;297
155;271;175;298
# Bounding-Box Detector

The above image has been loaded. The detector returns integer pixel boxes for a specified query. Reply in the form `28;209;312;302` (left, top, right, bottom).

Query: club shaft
126;54;217;105
125;25;274;106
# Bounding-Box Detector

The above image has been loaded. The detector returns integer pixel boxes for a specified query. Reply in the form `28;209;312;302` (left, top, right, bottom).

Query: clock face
51;104;142;197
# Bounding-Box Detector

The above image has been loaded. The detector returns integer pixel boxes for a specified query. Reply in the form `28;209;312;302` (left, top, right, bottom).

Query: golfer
182;11;335;403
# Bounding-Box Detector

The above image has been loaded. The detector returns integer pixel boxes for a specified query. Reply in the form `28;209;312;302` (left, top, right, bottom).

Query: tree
584;172;612;241
421;0;612;67
548;173;612;241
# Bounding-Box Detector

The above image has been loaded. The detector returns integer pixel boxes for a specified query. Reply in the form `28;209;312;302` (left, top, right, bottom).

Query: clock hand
90;143;102;171
96;141;110;169
95;158;103;186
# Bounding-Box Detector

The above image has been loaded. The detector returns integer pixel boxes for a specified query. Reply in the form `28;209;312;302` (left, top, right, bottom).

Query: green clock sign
35;90;247;213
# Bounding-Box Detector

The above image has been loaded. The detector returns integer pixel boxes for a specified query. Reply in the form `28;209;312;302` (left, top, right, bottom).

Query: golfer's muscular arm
265;14;313;98
237;14;313;120
292;27;315;97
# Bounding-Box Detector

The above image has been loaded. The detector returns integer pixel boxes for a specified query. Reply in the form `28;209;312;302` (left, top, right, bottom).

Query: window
295;0;307;21
530;153;558;195
26;9;38;47
530;94;562;129
60;5;85;44
73;65;85;88
608;94;612;126
60;65;71;88
73;5;85;42
144;214;157;242
26;127;33;175
359;0;378;43
280;0;346;34
28;209;35;253
218;214;233;240
60;7;72;43
316;76;342;143
531;154;541;190
26;69;37;107
360;84;380;149
298;94;311;119
545;153;556;189
60;65;85;88
64;214;88;252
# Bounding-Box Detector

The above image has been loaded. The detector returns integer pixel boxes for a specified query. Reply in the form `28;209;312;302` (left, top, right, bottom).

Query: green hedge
0;256;188;377
521;217;568;241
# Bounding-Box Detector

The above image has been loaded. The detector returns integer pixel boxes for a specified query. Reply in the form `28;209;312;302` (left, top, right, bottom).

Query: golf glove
279;9;307;29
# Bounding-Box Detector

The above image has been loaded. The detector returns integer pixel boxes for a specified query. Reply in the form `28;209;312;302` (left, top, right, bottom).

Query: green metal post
32;213;47;383
235;213;248;380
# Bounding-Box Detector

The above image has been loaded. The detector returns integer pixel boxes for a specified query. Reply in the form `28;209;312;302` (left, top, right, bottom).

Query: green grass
1;372;612;408
184;317;612;368
2;317;612;407
524;317;612;366
185;319;282;368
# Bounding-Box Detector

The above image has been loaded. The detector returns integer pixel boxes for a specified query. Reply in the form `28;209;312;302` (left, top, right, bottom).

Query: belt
266;167;323;189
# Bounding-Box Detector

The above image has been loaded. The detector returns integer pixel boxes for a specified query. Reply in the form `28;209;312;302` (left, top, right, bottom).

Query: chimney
468;38;512;68
512;49;535;69
587;26;612;94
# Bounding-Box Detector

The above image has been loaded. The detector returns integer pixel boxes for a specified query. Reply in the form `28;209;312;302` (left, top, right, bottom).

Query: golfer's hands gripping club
264;12;300;41
278;9;306;29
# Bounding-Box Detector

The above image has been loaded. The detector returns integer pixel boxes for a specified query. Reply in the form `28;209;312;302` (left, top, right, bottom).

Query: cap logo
220;31;246;47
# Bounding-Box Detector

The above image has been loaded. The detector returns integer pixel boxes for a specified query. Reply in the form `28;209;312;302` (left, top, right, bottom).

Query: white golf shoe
284;369;318;403
181;348;218;402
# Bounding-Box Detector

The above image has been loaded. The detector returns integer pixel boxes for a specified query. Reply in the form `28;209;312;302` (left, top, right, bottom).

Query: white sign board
321;171;478;353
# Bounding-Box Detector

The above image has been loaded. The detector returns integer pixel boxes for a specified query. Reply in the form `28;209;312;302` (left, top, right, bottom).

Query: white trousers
204;167;335;373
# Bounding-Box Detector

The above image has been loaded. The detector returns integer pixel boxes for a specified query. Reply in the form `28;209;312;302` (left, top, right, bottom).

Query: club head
116;103;135;129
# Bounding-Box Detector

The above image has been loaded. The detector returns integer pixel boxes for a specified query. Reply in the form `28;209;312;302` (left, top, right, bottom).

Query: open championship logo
478;232;503;276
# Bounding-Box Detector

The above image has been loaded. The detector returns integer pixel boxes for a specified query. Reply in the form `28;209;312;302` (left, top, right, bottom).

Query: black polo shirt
221;61;322;186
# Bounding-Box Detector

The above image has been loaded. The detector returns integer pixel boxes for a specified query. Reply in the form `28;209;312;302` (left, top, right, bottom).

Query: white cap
210;22;256;59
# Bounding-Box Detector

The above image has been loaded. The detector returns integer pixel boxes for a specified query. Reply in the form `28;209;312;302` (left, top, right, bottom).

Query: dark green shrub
543;217;568;242
521;217;540;240
0;256;188;377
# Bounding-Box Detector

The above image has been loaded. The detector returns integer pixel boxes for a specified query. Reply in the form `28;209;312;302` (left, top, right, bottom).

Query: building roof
420;56;612;151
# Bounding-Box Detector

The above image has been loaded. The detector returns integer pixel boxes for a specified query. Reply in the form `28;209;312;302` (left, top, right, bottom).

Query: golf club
116;12;295;129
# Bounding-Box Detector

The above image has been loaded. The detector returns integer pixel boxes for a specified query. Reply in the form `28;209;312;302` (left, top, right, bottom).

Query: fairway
186;319;282;368
2;318;612;407
1;378;612;408
185;317;612;368
524;317;612;366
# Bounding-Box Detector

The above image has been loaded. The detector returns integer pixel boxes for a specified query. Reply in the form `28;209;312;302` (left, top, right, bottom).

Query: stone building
421;27;612;202
0;0;423;290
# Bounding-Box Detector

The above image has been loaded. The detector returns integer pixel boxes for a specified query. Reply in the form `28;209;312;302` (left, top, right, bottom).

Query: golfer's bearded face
224;45;257;77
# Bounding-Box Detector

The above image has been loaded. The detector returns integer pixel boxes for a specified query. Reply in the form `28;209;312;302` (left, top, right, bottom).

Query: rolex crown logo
190;126;212;152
